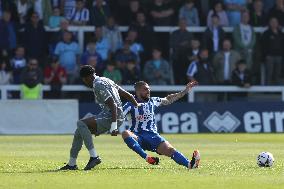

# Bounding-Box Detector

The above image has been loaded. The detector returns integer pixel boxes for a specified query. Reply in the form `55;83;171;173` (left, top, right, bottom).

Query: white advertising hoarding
0;100;78;134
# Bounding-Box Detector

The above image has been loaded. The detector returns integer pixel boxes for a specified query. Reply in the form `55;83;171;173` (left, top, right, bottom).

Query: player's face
82;75;93;88
137;84;150;101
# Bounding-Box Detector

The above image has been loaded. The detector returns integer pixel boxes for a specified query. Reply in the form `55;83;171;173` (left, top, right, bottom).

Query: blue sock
171;150;189;168
124;136;147;159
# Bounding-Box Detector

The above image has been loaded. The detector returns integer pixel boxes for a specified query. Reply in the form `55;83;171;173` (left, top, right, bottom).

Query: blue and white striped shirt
187;61;209;77
69;7;89;22
123;97;162;133
187;61;197;77
63;0;76;18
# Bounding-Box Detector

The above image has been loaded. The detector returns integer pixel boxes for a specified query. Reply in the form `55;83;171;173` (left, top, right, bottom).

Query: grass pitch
0;134;283;189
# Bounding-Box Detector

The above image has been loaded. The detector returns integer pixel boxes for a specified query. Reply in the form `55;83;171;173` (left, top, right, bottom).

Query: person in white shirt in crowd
213;39;241;85
232;10;256;69
0;60;12;85
16;0;30;24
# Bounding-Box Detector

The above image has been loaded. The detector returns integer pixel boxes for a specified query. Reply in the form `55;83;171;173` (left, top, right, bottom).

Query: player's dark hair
134;81;147;90
80;65;95;78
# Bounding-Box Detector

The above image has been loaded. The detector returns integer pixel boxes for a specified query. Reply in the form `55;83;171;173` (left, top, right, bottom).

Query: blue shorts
135;131;166;152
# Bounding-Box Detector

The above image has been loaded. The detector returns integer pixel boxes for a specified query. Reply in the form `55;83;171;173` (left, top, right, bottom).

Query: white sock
89;148;97;157
68;157;77;166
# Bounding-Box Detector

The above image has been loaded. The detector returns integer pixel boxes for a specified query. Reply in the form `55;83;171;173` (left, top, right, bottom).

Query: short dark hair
80;65;95;78
134;81;148;90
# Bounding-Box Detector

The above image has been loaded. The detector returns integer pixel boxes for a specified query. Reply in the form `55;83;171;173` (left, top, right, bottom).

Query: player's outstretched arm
118;88;139;107
161;80;198;106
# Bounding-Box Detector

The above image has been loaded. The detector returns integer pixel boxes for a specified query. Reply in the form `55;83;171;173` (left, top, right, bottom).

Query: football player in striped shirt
122;80;200;169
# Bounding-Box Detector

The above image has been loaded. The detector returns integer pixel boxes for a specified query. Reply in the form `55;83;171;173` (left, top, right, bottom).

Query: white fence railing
45;26;274;52
1;85;284;102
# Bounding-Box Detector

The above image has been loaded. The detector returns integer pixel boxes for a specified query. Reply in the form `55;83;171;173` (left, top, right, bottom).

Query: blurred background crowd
0;0;284;99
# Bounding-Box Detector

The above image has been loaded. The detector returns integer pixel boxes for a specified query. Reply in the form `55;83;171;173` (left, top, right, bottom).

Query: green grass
0;134;284;189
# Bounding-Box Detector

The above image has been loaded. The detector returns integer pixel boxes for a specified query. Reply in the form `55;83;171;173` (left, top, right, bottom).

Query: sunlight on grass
0;134;284;189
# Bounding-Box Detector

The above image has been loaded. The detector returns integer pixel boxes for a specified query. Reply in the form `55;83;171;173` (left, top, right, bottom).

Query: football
257;152;274;167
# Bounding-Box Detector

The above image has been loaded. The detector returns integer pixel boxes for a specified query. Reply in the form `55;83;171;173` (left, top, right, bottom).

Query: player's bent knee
122;130;131;139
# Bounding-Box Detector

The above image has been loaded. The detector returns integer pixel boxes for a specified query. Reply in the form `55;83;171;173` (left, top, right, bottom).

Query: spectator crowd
0;0;284;99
